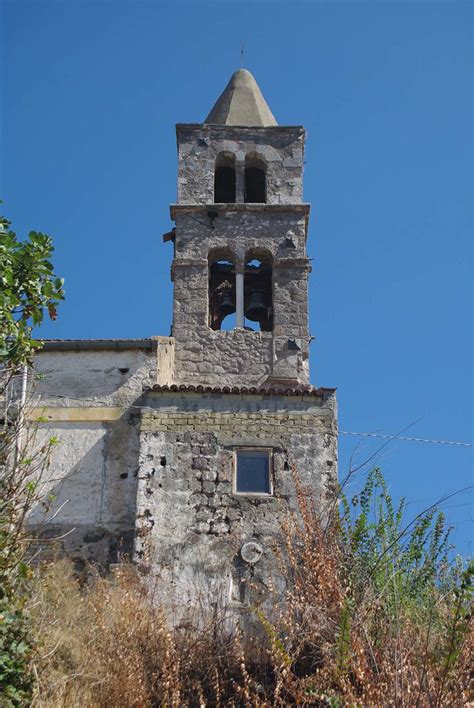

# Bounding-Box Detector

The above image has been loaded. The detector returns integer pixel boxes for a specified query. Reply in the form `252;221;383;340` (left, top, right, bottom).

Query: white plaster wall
25;343;172;565
29;422;107;527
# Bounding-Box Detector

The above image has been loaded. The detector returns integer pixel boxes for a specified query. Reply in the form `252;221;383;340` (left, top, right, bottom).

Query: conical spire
205;69;277;127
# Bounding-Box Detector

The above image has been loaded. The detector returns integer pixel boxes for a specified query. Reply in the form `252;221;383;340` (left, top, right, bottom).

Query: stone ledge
176;123;305;135
170;203;310;219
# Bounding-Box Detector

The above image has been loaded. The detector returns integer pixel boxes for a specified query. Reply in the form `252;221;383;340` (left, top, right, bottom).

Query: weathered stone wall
135;389;337;618
27;339;173;566
171;207;311;386
176;124;305;205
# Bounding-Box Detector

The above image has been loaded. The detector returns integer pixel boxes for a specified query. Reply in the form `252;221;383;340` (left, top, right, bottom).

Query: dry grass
28;561;271;707
27;479;472;707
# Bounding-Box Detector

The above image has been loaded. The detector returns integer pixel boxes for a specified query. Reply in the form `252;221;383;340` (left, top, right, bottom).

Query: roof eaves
148;383;336;399
38;338;159;352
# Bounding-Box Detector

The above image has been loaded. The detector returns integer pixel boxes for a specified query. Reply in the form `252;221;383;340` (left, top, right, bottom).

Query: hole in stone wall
214;152;236;203
160;456;167;467
231;556;249;604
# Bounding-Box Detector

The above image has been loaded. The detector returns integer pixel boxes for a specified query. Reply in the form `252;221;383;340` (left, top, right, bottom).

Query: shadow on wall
27;409;141;569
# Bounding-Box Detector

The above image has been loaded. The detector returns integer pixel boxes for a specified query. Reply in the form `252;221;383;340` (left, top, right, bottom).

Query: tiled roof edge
149;384;336;398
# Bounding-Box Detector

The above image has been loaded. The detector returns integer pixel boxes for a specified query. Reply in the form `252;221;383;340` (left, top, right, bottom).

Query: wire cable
340;431;473;448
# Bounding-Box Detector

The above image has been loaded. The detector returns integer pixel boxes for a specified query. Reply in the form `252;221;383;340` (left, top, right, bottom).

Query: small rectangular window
234;449;272;495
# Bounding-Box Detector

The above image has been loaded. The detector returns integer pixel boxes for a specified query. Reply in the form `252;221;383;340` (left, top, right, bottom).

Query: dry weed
27;471;472;707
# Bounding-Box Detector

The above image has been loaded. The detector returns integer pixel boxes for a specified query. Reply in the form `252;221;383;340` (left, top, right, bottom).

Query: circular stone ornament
240;542;264;565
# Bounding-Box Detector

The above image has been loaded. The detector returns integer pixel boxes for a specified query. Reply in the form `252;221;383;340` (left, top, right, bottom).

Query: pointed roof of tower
205;69;277;127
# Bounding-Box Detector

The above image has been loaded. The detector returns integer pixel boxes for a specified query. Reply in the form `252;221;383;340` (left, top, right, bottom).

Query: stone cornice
176;123;305;136
170;203;310;220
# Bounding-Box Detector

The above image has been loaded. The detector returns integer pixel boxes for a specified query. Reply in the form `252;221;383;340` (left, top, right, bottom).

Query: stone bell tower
135;69;337;618
169;68;311;387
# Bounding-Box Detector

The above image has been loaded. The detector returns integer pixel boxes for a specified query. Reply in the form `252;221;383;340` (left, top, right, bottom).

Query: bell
217;289;234;317
245;289;267;322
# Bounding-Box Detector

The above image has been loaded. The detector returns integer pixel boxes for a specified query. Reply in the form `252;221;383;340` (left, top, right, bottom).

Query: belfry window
244;154;266;203
244;251;273;332
208;250;236;330
214;152;236;203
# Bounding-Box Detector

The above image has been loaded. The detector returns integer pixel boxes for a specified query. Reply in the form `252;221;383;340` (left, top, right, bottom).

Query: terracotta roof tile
150;383;335;398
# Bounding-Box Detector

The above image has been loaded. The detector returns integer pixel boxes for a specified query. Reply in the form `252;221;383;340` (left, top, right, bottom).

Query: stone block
192;457;209;471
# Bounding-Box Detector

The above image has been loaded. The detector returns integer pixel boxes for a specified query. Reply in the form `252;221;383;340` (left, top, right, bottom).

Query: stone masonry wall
171;208;311;386
135;390;337;620
176;124;305;205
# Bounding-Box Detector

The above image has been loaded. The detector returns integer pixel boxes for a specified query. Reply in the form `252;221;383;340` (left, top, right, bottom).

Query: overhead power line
340;431;473;448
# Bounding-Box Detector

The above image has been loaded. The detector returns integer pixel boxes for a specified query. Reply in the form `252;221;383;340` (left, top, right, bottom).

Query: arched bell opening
244;249;273;332
214;152;236;203
208;248;236;331
244;153;266;204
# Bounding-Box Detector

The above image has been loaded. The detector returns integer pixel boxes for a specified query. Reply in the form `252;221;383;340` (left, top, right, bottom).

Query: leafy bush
0;594;33;706
340;467;457;611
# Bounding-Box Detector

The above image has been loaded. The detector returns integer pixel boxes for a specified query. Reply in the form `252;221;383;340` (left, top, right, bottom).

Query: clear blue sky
1;1;472;554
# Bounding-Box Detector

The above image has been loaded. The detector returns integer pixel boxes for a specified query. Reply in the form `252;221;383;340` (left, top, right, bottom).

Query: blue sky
2;1;472;553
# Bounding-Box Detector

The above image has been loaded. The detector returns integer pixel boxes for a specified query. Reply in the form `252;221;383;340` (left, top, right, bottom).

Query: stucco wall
27;340;173;566
34;341;166;406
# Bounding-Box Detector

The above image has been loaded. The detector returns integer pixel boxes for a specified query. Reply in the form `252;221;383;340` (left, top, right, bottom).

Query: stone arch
208;247;236;330
244;248;273;331
244;153;267;204
214;152;236;203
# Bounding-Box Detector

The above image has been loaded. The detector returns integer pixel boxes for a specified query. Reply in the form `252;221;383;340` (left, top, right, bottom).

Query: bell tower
167;69;312;388
136;69;337;617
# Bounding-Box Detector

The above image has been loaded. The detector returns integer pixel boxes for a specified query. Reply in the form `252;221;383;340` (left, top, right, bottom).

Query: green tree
0;206;64;705
0;209;64;367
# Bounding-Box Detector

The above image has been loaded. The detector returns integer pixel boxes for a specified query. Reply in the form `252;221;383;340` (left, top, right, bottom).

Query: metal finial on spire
240;43;244;68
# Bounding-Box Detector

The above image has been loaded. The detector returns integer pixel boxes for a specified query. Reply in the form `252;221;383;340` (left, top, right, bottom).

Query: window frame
233;447;273;497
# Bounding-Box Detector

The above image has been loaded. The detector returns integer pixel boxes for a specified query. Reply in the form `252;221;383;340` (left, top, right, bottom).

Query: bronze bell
245;289;267;322
217;287;234;317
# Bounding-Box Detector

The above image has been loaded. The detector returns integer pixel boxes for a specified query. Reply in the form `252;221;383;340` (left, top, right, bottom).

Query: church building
32;69;337;612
